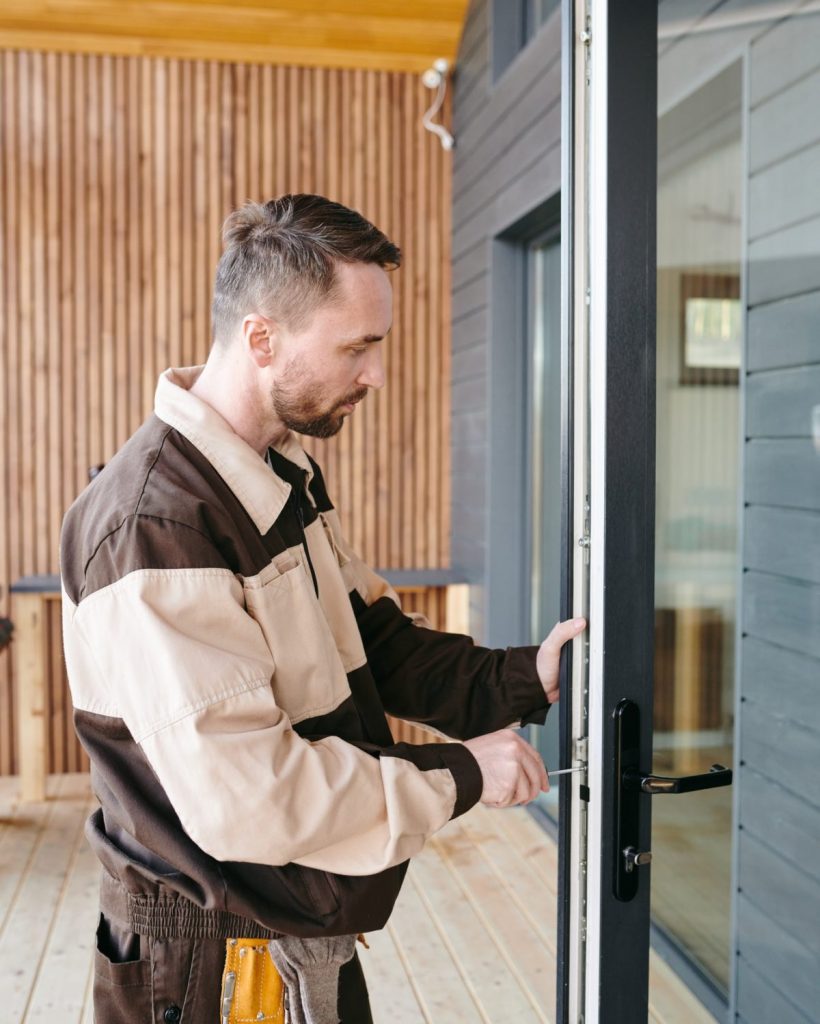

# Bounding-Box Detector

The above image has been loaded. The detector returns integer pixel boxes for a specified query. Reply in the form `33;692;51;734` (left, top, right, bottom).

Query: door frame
560;0;659;1019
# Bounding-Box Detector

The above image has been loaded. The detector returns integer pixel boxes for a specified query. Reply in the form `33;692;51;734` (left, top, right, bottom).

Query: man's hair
211;194;401;344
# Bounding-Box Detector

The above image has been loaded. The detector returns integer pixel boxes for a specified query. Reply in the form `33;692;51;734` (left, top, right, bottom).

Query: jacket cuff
439;742;484;820
503;646;550;727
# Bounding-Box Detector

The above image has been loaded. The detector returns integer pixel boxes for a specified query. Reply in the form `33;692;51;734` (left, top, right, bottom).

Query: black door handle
623;763;732;795
613;699;733;901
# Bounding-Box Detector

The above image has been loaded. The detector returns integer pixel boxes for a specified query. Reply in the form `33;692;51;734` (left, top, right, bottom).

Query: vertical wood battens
0;51;452;775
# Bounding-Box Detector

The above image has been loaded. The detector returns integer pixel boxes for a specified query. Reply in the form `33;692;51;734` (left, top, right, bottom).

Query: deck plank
25;797;98;1021
649;950;717;1024
410;817;543;1023
0;788;53;934
0;776;90;1020
359;917;426;1023
429;817;554;1019
384;870;483;1023
459;808;556;948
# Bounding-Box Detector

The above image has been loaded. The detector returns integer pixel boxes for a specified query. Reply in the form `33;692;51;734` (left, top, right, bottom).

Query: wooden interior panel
0;1;470;73
0;49;452;774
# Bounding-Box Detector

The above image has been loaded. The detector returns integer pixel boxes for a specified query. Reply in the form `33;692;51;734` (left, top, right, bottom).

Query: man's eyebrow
347;332;389;343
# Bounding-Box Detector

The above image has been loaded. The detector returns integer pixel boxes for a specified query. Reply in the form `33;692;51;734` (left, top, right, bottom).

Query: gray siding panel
736;897;820;1021
454;20;559;171
748;10;820;105
748;140;820;242
452;273;488;321
450;0;562;620
744;439;820;511
452;307;487;346
452;407;486;449
747;289;820;370
740;702;820;811
739;767;820;886
736;952;814;1024
452;342;487;383
748;213;820;306
743;506;820;585
453;239;489;290
738;832;820;960
746;365;820;437
743;570;820;660
451;373;486;413
454;103;560;226
453;143;562;256
750;66;820;173
741;635;820;735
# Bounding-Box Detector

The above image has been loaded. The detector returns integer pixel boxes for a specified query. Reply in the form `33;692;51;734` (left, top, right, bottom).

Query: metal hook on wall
421;58;455;151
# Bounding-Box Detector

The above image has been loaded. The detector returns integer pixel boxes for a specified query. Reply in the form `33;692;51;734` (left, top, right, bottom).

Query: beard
271;359;367;439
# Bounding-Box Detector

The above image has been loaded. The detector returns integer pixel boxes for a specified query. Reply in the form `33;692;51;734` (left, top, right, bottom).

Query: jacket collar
154;365;315;535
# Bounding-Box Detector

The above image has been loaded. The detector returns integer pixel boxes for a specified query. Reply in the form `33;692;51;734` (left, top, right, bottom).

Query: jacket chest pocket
242;553;350;725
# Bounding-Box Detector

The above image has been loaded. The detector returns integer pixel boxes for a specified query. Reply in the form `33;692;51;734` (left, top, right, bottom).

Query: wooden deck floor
0;775;716;1023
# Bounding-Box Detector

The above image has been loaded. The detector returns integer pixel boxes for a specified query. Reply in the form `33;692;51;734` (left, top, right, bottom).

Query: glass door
652;48;742;1003
560;2;819;1021
559;1;736;1020
652;4;820;1018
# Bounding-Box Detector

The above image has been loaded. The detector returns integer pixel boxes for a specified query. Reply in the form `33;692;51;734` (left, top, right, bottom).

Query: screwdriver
547;766;585;778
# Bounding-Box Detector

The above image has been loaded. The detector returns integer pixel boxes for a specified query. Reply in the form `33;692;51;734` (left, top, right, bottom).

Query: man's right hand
463;729;549;808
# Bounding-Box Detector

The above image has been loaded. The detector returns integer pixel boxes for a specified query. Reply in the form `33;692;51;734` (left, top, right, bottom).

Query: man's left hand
537;617;587;704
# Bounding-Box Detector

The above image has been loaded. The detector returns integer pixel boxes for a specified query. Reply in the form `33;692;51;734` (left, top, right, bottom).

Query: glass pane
654;0;820;1000
528;236;562;819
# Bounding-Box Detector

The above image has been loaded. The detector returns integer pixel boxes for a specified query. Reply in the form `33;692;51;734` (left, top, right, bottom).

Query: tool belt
220;938;286;1024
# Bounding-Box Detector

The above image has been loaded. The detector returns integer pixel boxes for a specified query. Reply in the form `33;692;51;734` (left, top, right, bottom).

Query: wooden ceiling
0;0;471;72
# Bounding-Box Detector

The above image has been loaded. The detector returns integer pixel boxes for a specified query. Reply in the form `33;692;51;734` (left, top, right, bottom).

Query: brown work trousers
93;913;374;1023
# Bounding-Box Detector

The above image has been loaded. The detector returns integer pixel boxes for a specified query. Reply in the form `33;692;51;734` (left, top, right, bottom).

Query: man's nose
358;347;386;390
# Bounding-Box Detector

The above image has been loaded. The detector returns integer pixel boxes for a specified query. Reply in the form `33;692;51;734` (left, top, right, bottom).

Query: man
60;194;585;1023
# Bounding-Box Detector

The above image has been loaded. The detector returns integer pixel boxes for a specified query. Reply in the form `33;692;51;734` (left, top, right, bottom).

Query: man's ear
241;314;279;368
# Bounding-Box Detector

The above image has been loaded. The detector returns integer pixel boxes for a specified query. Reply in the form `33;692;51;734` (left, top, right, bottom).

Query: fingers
466;730;553;807
542;616;587;652
512;734;549;805
517;748;542;803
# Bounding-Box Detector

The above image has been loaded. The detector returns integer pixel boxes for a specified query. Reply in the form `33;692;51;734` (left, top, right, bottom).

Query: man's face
270;261;392;439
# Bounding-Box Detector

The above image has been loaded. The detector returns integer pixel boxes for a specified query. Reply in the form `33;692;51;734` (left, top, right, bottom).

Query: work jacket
60;365;549;940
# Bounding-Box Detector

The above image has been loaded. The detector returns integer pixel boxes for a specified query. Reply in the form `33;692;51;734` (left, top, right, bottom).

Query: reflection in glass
655;3;820;1006
527;236;562;820
653;48;742;995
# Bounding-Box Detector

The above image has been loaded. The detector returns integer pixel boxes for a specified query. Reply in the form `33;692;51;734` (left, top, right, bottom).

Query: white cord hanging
421;58;455;151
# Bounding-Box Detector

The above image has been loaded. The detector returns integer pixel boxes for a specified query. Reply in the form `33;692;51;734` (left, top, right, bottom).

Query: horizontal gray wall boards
450;0;562;641
747;289;820;371
735;8;820;1023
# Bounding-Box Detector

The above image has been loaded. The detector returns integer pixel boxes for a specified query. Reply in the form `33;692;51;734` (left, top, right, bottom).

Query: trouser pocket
93;913;228;1023
220;937;285;1024
93;913;152;1022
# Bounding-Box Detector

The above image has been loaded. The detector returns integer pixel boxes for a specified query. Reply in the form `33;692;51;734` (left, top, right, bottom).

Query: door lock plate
613;699;643;901
613;698;732;901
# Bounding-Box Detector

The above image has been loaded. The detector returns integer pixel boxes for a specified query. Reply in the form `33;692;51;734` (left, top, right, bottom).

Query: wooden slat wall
0;49;452;775
387;586;447;746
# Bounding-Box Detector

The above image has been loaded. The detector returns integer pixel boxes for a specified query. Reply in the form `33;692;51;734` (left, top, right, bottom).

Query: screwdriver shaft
547;766;585;777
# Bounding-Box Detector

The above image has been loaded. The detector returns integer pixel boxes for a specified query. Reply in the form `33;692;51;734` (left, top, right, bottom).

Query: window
492;0;560;80
525;233;562;820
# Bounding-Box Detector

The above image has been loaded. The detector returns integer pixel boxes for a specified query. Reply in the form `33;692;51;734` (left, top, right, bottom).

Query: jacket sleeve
322;510;550;740
64;516;482;876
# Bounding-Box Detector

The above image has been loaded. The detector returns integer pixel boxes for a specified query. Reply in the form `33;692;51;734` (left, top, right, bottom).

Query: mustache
339;388;368;408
